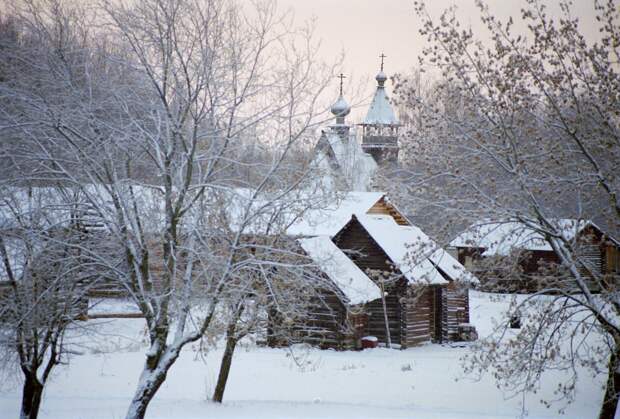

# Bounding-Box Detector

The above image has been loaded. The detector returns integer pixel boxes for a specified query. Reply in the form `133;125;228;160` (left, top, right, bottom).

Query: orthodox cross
379;53;387;71
337;73;346;96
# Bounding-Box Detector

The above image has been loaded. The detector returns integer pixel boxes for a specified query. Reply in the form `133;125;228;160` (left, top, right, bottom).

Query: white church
312;58;401;192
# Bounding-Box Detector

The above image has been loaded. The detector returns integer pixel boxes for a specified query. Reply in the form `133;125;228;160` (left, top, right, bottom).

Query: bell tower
360;54;400;165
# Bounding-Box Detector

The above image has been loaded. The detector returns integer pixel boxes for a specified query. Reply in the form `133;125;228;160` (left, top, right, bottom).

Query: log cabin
450;220;620;293
330;214;477;348
294;235;381;348
287;191;478;348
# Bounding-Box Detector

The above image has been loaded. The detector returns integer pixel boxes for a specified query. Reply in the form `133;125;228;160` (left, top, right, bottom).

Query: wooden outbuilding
285;192;478;349
450;219;620;293
331;214;476;348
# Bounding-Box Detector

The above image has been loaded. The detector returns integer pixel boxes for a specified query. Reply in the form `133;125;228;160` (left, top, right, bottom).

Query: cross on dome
338;73;346;96
330;72;351;120
376;54;388;85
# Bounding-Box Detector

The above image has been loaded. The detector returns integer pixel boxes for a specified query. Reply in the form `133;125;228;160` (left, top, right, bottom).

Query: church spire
360;54;400;165
363;54;398;125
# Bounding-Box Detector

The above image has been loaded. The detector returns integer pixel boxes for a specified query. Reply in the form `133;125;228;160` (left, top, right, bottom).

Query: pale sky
277;0;602;120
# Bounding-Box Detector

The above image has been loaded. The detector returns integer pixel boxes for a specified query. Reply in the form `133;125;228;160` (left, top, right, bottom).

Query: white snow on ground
299;236;381;305
0;292;604;419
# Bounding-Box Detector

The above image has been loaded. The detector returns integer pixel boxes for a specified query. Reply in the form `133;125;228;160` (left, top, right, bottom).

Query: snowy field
0;292;604;419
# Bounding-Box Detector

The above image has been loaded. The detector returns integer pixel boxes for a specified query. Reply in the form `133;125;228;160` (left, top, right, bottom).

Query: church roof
331;95;351;118
363;73;399;125
313;129;377;192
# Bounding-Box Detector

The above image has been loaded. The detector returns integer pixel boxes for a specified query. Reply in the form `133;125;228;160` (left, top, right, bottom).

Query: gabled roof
286;191;385;237
363;85;399;125
354;214;477;285
450;219;620;256
299;235;381;305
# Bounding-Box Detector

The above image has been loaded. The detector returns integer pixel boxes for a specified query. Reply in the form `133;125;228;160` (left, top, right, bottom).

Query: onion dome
331;95;351;118
375;70;387;86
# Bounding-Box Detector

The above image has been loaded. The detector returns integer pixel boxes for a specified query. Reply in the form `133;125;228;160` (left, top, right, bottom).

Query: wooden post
380;277;391;348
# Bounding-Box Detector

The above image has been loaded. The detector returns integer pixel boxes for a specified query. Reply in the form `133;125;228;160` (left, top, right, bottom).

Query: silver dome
331;95;351;117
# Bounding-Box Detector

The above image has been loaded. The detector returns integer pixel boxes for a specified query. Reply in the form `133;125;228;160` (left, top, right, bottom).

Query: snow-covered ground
0;292;604;419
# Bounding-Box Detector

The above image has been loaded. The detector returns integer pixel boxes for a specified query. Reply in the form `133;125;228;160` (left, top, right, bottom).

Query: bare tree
0;1;339;418
208;233;339;403
394;1;620;417
0;187;97;419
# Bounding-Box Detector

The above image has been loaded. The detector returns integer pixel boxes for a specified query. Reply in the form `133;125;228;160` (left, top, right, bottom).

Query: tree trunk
125;346;181;419
212;334;239;403
125;369;167;419
599;342;620;419
20;373;43;419
213;305;244;403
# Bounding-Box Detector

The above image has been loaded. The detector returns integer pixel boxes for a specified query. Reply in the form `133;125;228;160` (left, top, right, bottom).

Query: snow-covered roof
315;129;377;192
355;214;477;285
450;219;615;256
0;185;329;237
0;187;85;230
363;85;399;125
286;191;384;237
299;236;381;305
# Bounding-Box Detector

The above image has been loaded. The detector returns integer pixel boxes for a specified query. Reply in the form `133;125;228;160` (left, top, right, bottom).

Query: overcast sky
277;0;602;120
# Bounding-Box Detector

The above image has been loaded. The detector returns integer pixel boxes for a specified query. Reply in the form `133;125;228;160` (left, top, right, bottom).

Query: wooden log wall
366;197;410;226
431;285;442;343
457;225;620;294
268;288;351;349
347;309;369;343
364;296;402;346
296;290;349;348
442;283;469;341
333;218;401;279
401;287;432;348
603;244;620;274
333;217;408;347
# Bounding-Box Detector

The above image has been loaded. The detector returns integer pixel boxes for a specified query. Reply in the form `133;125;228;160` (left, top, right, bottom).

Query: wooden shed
284;191;478;349
450;219;620;293
331;214;477;348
